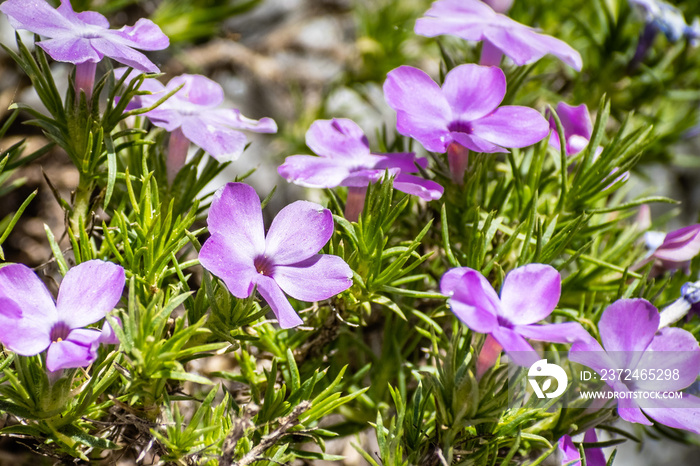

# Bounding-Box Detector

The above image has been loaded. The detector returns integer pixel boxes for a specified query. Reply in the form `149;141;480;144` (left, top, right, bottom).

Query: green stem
70;175;93;233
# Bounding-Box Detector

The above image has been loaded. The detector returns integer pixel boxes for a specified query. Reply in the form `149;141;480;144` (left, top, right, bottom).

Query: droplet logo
528;359;568;398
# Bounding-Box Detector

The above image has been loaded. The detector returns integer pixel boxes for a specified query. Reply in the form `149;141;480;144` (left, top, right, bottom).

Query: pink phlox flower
383;64;549;158
415;0;582;70
440;263;591;367
199;183;353;329
120;71;277;163
0;260;125;372
570;298;700;433
278;118;443;202
0;0;168;72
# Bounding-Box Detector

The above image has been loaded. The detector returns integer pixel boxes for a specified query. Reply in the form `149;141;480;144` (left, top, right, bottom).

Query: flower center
254;256;274;276
497;315;512;328
447;121;473;134
76;25;106;40
50;322;71;343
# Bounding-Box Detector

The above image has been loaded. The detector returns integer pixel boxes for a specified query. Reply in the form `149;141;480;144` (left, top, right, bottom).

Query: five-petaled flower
278;118;443;220
384;64;549;184
0;260;125;372
199;183;353;329
122;72;278;183
570;298;700;433
415;0;582;69
440;264;590;366
0;0;169;96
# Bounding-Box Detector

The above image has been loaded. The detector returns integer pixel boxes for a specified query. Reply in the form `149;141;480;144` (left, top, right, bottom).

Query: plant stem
70;176;93;233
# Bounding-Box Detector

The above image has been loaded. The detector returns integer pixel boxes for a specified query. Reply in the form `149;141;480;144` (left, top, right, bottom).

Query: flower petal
206;183;266;259
634;327;700;392
556;102;592;142
491;326;539;367
440;268;499;334
450;132;508;153
384;66;451;152
558;435;580;466
414;0;493;40
0;297;52;356
180;116;248;161
278;155;352;188
0;264;56;355
569;336;618;375
499;264;561;324
483;22;582;70
75;10;109;28
616;386;653;425
142;107;184;132
642;394;700;434
254;275;303;329
264;201;334;265
169;74;223;107
46;328;101;372
113;18;169;51
205;109;277;133
0;0;75;37
90;37;159;73
306;119;370;159
373;152;427;172
37;37;102;64
598;299;658;369
199;234;257;299
442;64;505;122
56;260;125;329
471;106;549;149
273;255;353;302
654;224;700;263
515;322;591;345
583;430;606;466
393;173;444;201
98;318;121;346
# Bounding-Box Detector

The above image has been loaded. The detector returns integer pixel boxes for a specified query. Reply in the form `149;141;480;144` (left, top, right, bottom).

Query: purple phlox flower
548;102;594;156
0;0;168;96
628;0;698;68
199;183;353;329
638;224;700;274
570;298;700;433
0;260;125;372
558;430;606;466
629;0;689;42
122;72;277;182
415;0;582;70
278;118;443;220
547;102;627;187
481;0;513;14
383;64;549;184
440;264;591;366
